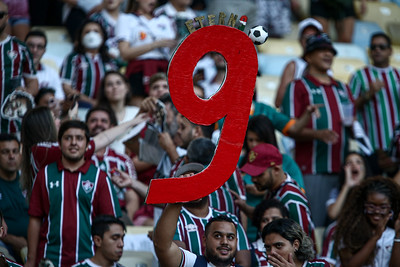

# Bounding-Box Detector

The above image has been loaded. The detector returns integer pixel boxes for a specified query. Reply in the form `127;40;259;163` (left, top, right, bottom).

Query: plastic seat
258;38;302;56
258;54;294;76
256;75;280;106
331;58;365;83
391;45;400;69
387;22;400;45
352;20;383;50
333;42;369;63
118;251;157;267
358;1;400;32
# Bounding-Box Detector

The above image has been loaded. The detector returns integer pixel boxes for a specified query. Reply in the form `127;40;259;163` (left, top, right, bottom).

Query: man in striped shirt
153;163;243;267
240;144;316;244
349;32;400;152
86;106;139;225
281;33;353;226
26;120;121;267
0;1;38;134
171;163;251;267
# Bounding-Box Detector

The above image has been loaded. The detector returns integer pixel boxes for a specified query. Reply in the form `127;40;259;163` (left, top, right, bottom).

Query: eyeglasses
364;203;391;215
26;43;46;51
0;12;8;19
370;44;390;51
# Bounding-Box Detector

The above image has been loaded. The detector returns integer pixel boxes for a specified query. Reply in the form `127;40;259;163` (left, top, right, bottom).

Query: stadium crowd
0;0;400;266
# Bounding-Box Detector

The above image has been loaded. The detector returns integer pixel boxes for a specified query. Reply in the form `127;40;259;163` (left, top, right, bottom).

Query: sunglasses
0;12;7;19
370;44;390;51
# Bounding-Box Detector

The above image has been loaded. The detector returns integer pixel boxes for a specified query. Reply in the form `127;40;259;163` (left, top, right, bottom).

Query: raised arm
153;203;184;267
93;113;148;151
119;40;176;62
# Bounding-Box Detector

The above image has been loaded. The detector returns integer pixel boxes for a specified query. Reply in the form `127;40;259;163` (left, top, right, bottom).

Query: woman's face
364;191;392;227
104;73;129;103
137;0;157;14
246;130;263;150
259;208;284;232
263;233;299;263
345;154;366;180
81;22;103;42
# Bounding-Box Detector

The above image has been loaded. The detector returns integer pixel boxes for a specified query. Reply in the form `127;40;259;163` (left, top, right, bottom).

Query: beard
205;246;236;267
0;22;6;35
184;197;208;209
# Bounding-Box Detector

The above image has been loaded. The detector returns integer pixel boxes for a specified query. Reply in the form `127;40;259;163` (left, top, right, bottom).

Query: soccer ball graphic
248;25;269;45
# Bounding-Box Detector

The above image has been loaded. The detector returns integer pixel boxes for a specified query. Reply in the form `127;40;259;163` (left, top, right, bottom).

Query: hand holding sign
146;25;258;204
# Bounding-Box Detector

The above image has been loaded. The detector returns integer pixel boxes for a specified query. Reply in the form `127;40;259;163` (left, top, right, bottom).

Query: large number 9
146;25;258;204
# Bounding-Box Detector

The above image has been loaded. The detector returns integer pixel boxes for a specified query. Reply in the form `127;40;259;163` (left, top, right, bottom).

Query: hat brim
175;162;205;177
305;45;337;56
240;163;267;177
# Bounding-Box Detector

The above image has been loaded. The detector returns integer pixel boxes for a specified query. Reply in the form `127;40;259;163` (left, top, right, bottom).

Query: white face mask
82;31;103;49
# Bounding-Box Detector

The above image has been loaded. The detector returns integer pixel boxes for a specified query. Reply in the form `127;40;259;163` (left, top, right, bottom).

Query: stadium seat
118;251;157;267
358;1;400;32
257;38;302;56
352;20;383;50
333;42;369;63
391;45;400;69
256;75;280;106
387;22;400;45
331;58;365;83
258;54;294;76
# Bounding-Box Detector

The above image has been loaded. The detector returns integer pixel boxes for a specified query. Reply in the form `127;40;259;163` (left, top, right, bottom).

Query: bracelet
394;238;400;243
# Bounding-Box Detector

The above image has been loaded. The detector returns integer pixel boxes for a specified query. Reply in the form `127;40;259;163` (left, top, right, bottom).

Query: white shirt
109;106;140;154
115;13;176;60
37;64;65;100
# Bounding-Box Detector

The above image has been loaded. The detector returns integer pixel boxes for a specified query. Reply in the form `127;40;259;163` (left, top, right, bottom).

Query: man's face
175;114;194;149
26;36;46;66
259;208;284;232
87;111;111;137
370;36;392;67
204;221;237;266
0;140;21;174
60;128;88;162
97;224;125;263
251;168;275;191
0;2;8;34
149;79;169;99
305;49;334;72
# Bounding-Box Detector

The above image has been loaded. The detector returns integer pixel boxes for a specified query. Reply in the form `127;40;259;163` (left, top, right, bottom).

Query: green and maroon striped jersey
349;66;400;150
282;74;353;174
29;160;121;267
60;52;116;99
0;35;36;133
173;207;249;256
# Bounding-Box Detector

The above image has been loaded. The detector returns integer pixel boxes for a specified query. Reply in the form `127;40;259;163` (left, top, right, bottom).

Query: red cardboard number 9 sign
146;25;258;204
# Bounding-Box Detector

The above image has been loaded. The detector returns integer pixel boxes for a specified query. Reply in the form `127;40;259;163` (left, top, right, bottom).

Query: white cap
298;18;323;38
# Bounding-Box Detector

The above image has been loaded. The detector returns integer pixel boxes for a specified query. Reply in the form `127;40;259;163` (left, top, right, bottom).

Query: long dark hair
262;218;315;262
334;176;400;265
75;19;110;63
97;70;132;108
20;107;57;192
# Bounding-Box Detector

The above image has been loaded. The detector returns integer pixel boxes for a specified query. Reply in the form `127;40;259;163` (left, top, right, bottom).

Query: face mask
82;31;103;49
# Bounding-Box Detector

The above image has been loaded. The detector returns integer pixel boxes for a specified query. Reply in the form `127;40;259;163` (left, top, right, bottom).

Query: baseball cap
241;144;283;177
298;18;323;38
304;33;337;56
175;162;205;177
